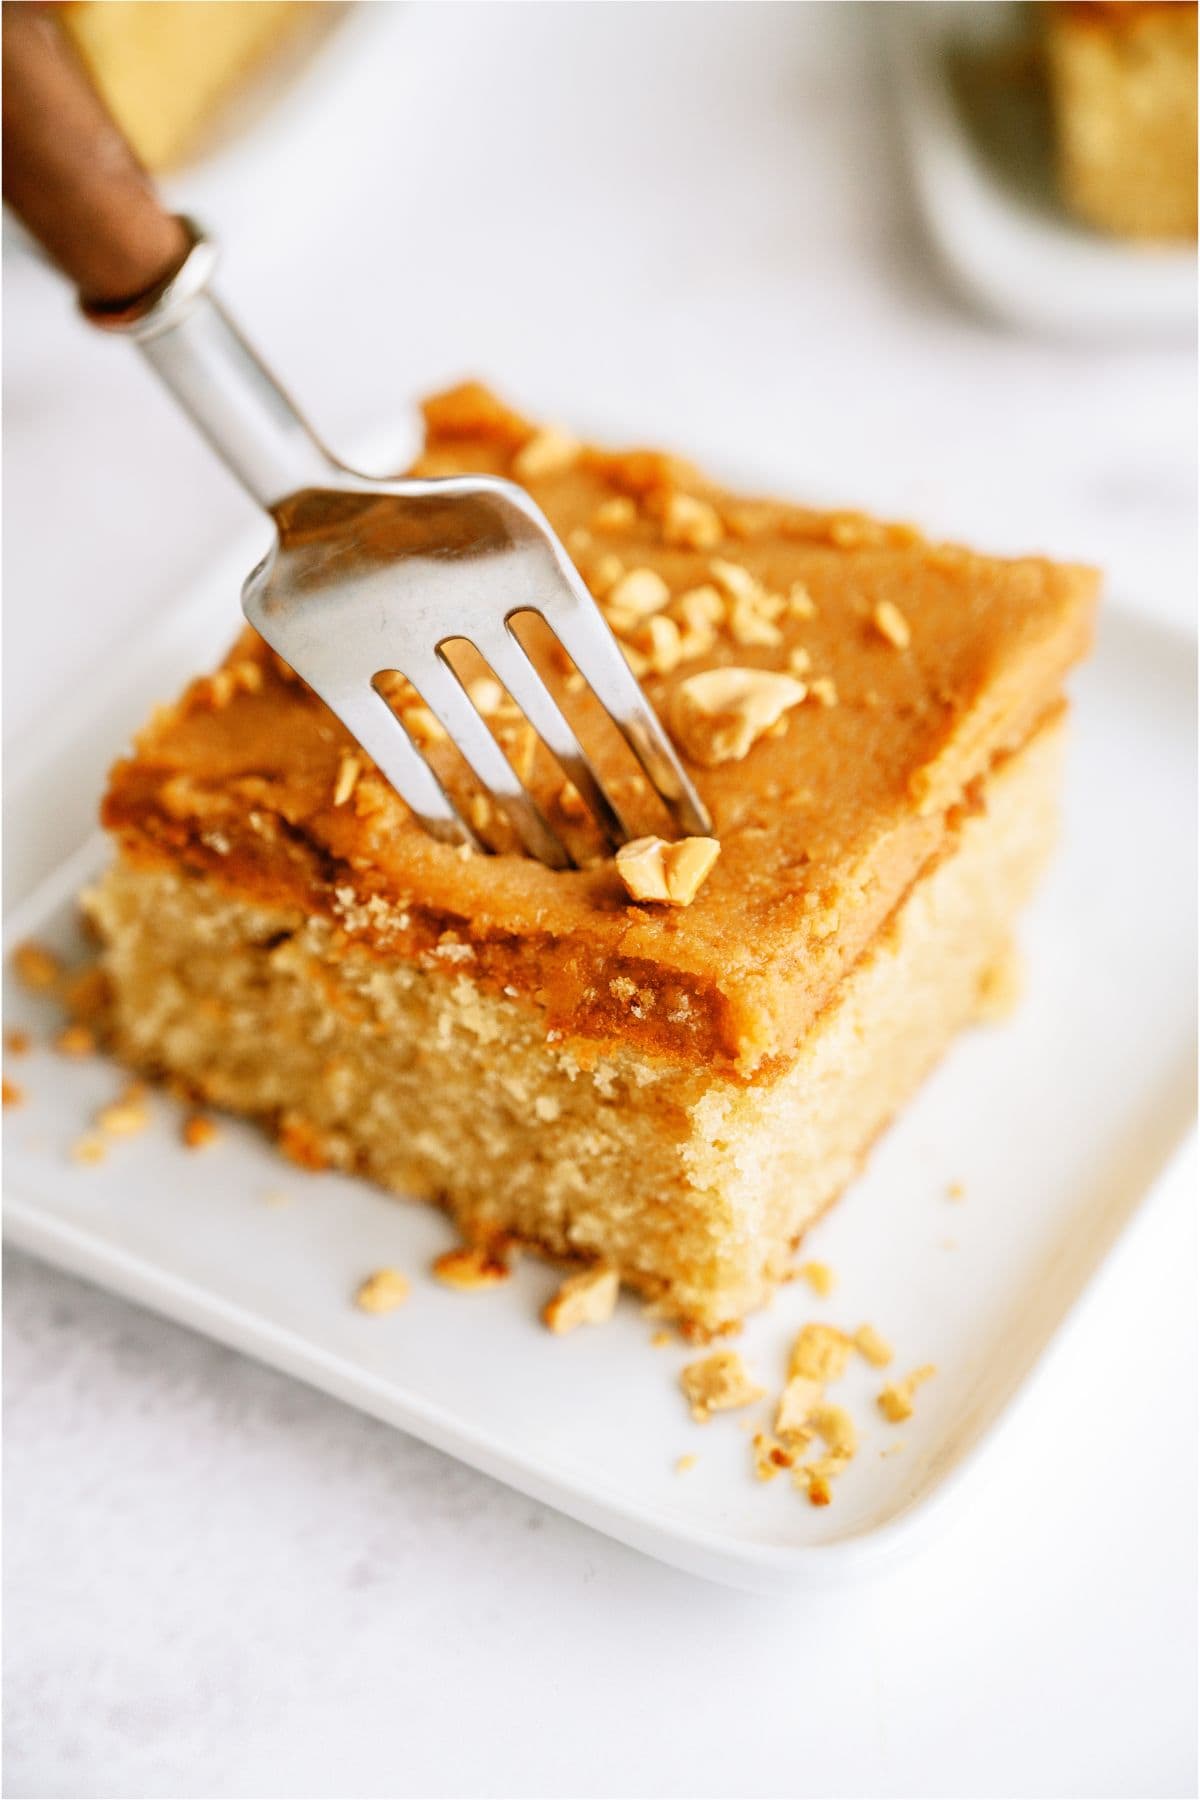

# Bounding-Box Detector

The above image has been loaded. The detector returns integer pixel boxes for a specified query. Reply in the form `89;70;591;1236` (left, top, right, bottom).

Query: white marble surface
3;5;1195;1796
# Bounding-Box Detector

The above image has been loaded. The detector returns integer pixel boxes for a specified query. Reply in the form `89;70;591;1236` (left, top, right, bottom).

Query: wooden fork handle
2;2;189;306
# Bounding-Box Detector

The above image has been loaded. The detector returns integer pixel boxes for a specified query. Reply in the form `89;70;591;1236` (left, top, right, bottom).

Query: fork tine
539;599;712;839
334;687;483;850
477;625;634;847
407;655;573;870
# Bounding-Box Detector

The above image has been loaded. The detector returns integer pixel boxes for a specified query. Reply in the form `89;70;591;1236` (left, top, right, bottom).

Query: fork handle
1;4;188;303
2;3;342;510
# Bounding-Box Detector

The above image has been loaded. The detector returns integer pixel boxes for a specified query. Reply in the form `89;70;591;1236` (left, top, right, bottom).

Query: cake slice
86;384;1098;1330
1045;1;1198;240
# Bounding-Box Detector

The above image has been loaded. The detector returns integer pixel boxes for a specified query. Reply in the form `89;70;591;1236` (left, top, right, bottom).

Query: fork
2;7;710;869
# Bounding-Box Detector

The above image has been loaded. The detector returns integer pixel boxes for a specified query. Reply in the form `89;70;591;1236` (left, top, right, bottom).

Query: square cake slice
86;384;1098;1330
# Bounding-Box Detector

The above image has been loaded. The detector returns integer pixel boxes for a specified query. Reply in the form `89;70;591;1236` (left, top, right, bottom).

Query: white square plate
3;527;1195;1591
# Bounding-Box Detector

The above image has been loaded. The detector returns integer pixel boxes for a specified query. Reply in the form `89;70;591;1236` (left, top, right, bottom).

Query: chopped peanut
54;1023;95;1059
808;676;838;708
727;593;784;649
707;558;761;604
872;599;911;649
512;426;580;480
543;1265;620;1334
592;495;637;532
587;553;625;598
788;582;818;620
853;1323;894;1368
680;1350;764;1422
878;1364;937;1423
675;584;725;630
606;566;671;623
355;1267;411;1314
669;668;807;767
629;612;684;676
789;1323;852;1383
466;676;508;717
615;835;721;908
333;753;361;807
661;492;723;551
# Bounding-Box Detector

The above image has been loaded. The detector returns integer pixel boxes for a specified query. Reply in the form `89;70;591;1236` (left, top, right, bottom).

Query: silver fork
2;11;710;869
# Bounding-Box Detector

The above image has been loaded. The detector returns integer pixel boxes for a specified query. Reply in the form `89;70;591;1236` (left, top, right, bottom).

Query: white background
3;5;1195;1796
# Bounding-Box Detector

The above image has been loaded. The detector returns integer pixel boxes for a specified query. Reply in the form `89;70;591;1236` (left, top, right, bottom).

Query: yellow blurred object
1045;2;1198;240
61;1;307;170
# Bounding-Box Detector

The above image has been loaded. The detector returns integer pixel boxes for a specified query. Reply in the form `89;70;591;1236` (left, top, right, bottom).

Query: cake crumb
872;599;911;649
751;1432;795;1481
880;1440;906;1458
650;1329;674;1348
853;1323;894;1368
947;1181;966;1201
71;1134;106;1165
878;1364;937;1424
810;1402;857;1460
543;1265;619;1334
54;1023;96;1058
808;676;838;708
801;1470;833;1507
789;1322;852;1383
676;1454;698;1474
14;941;61;992
2;1076;24;1108
262;1189;291;1208
433;1243;511;1291
976;944;1023;1021
680;1350;764;1422
797;1260;836;1296
96;1089;149;1137
182;1114;218;1150
775;1374;822;1441
4;1029;31;1056
616;835;721;907
355;1267;410;1314
278;1114;331;1171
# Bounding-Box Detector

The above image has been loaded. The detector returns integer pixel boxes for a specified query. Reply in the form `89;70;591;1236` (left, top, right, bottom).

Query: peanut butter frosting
102;383;1098;1077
